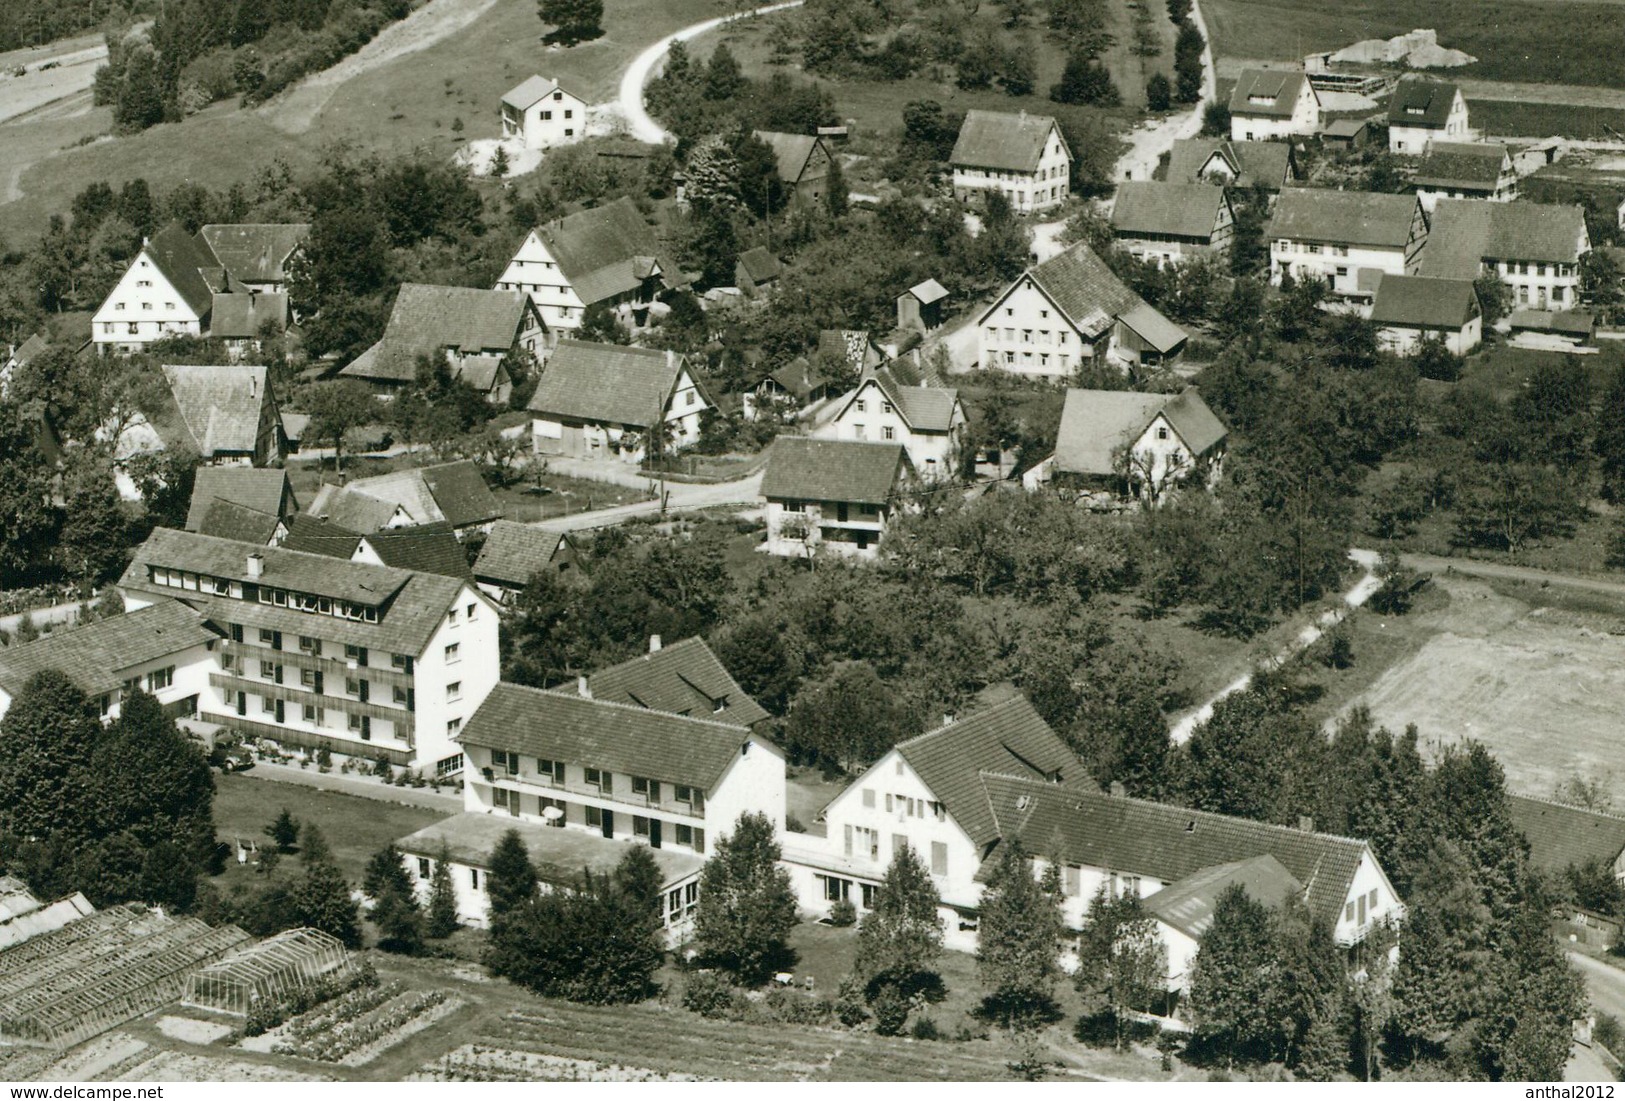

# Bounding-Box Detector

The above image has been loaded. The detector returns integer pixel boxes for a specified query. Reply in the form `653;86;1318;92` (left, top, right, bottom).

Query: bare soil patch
155;1016;234;1045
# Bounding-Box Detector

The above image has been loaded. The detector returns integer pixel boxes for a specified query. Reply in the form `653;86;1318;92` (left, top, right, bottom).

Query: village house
305;460;503;540
92;223;308;354
734;246;783;298
1266;189;1428;301
977;242;1187;378
0;599;219;723
1508;795;1625;885
585;635;769;727
1318;118;1372;152
1508;307;1597;348
1165;138;1299;194
752;130;835;207
1024;387;1227;500
494;196;683;336
1110;181;1236;267
281;515;474;582
185;467;299;545
1144;856;1306;997
1412;142;1518;211
118;527;501;776
470;520;583;603
818;364;967;483
760;437;914;559
950;110;1072;215
1228;69;1321;142
209;291;288;364
1419;198;1591;309
1;333;47;397
159;363;287;467
744;356;839;421
339;284;541;402
526;340;711;463
897;279;949;333
1388;78;1471;154
1369;275;1483;355
499;75;586;149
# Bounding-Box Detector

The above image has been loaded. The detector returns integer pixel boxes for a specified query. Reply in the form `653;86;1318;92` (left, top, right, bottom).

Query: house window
300;668;318;688
1156;426;1169;440
854;826;880;861
302;703;322;724
685;390;696;407
262;696;276;714
418;858;431;878
675;824;705;852
541;110;553;120
446;682;461;701
445;643;460;664
538;758;565;783
931;842;947;876
447;608;460;626
673;784;702;808
494;787;518;815
447;718;462;737
862;788;875;808
585;767;611;793
146;666;174;691
393;685;410;705
298;635;320;655
783;499;803;513
471;868;480;890
855;400;867;413
392;653;412;671
260;660;276;680
822;876;851;903
1063;865;1081;896
632;776;661;801
634;815;650;838
882;426;895;441
1123;875;1142;897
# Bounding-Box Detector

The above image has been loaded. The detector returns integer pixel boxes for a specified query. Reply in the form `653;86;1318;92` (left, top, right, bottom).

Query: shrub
910;1015;942;1041
835;975;870;1027
1075;1008;1120;1047
828;897;858;927
1596;1013;1622;1056
764;987;835;1025
682;971;742;1019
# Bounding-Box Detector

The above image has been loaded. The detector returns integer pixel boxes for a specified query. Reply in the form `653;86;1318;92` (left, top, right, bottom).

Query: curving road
618;0;806;144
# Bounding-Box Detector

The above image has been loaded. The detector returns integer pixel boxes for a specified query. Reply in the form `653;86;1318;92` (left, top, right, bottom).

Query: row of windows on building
97;664;177;713
842;826;950;876
230;626;421;672
111;300;179;311
779;500;881;521
859;788;948;822
984;326;1073;346
959;163;1067;181
485;750;707;808
487;787;709;852
148;566;385;623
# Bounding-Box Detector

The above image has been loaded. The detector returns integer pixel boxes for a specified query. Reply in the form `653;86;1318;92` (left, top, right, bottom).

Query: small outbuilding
897;279;949;333
1370;274;1483;355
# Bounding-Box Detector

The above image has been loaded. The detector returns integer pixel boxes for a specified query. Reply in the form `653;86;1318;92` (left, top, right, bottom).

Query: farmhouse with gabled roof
499;75;586;149
526;339;710;462
1228;69;1321;141
950;109;1072;214
1110;181;1236;267
759;437;915;559
1388;78;1471;153
340;283;541;401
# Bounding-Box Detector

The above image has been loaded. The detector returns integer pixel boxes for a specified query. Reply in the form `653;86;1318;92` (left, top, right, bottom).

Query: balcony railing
483;773;704;820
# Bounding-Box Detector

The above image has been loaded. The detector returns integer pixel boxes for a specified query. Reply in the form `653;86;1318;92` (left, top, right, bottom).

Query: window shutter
931;842;947;876
844;825;853;857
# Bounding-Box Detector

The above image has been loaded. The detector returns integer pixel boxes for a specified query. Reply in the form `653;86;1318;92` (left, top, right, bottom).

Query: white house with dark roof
1228;69;1321;141
499;75;586;149
471;520;583;602
1412;142;1517;211
1388;78;1471;153
1025;387;1227;501
197;224;309;295
1419;198;1591;309
339;284;541;399
0;599;219;723
587;635;770;727
306;460;503;539
818;364;967;482
118;527;500;775
751;130;835;207
526;340;710;462
161;364;286;466
1266;189;1429;299
1165;139;1298;194
950;110;1072;214
1110;182;1236;267
977;242;1186;378
760;437;915;559
185;467;298;543
495;196;683;335
1145;855;1305;995
1369;275;1482;355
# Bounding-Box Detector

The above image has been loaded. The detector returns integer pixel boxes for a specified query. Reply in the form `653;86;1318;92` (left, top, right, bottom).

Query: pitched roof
1420;199;1589;279
195;499;283;545
1508;308;1595;336
533;197;681;307
752;131;822;183
184;467;294;532
118;528;471;656
456;682;760;792
907;278;949;305
197;224;310;284
340;284;531;383
6;333;47;369
760;437;910;506
502;75;562;111
362;522;473;580
0;599;217;699
1229;69;1313;118
1508;795;1625;874
950;110;1064;173
280;514;364;559
1266;188;1419;249
834;364;961;434
209;292;287;339
526;340;687;428
736;246;782;285
161;364;273;457
1111;181;1231;240
1017;242;1141;336
1370;275;1480;329
472;520;573;588
1413;142;1509;190
308;461;501;532
892;697;1081;847
145;224;219;317
978;776;1370;927
1389;79;1460;128
397;813;702;889
588;636;770;726
767;357;835;400
1118;302;1189;354
303;487;405;534
1053;387;1226;476
453;354;506;393
1143;855;1305;940
1166;139;1293;191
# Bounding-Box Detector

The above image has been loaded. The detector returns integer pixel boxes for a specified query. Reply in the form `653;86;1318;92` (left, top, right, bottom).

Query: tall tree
1074;887;1168;1048
0;671;104;843
1188;883;1277;1066
95;689;214;862
852;843;944;1008
425;844;459;938
538;0;604;45
304;380;375;481
58;456;126;589
290;828;361;946
976;840;1064;1029
694;812;799;984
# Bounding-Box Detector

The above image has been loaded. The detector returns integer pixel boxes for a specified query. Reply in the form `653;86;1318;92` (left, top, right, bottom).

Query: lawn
212;772;448;883
1470;99;1625;141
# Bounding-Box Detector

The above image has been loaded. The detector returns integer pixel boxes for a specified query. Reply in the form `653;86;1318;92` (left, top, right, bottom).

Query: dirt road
1110;0;1215;185
0;31;111;125
1400;553;1625;599
534;471;764;532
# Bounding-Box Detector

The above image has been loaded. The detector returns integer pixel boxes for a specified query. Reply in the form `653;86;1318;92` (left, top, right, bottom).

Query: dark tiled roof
877;365;960;433
1420;199;1589;279
1413;142;1508;190
1026;243;1140;335
397;813;703;888
907;278;949;305
456;682;759;792
362;522;473;580
950;110;1063;173
1370;275;1480;329
534;197;680;306
752;131;822;183
161;364;275;457
308;461;501;532
7;333;47;369
304;488;405;534
1112;181;1231;240
1052;387;1226;477
589;636;770;726
1510;795;1625;873
196;499;282;545
454;355;506;393
977;775;1369;927
341;284;532;383
1166;139;1294;191
198;224;310;284
1266;189;1419;249
280;514;364;559
1508;308;1595;336
146;224;219;317
760;437;910;506
1143;855;1304;940
894;697;1081;847
736;246;782;285
1229;69;1313;118
0;599;218;698
526;340;687;428
473;520;572;589
1389;79;1460;129
420;461;503;529
767;357;835;401
209;292;287;339
185;468;295;532
1118;302;1189;354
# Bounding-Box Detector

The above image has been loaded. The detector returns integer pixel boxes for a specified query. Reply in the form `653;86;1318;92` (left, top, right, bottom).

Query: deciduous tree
694;812;799;984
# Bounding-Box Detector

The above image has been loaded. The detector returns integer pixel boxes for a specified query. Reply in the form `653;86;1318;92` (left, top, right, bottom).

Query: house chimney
649;634;662;654
246;552;264;579
942;712;955;726
1110;781;1126;798
577;675;591;699
1298;815;1315;833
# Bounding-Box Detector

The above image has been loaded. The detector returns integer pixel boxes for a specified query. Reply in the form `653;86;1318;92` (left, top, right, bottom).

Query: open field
1327;573;1625;806
1473;100;1625;141
0;29;108;125
1201;0;1625;87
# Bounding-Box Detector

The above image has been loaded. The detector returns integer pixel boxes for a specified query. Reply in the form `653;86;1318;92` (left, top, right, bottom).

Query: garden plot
416;1046;706;1082
241;981;462;1066
111;1051;328;1081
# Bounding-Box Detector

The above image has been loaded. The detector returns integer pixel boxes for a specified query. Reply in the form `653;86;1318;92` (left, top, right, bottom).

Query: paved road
534;470;764;532
618;0;806;144
1400;553;1625;599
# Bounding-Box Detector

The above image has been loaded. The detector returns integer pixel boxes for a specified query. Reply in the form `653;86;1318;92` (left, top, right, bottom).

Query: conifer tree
425;844;459;938
976;840;1064;1029
694;812;798;984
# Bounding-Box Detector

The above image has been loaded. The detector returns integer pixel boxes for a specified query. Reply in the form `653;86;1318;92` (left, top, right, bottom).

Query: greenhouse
183;928;355;1016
